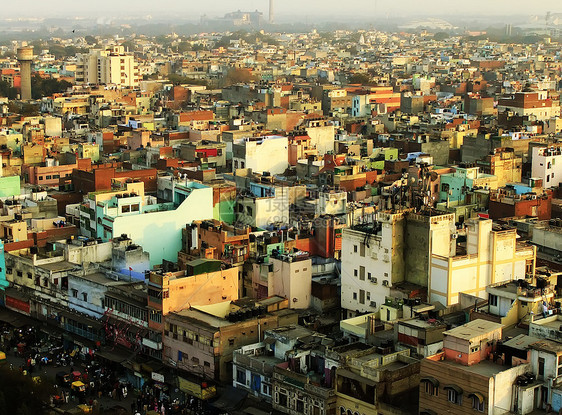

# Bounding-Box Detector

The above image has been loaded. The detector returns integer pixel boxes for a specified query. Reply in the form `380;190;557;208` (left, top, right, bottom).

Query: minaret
17;46;33;101
269;0;274;24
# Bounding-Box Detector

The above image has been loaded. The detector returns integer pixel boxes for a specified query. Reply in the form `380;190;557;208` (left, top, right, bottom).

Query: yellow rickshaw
71;381;87;395
0;351;6;365
77;404;92;414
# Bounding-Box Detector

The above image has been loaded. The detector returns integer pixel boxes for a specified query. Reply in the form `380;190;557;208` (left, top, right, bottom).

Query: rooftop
443;319;503;340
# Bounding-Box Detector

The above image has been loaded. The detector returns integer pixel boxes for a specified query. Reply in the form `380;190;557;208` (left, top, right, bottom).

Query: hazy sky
3;0;560;19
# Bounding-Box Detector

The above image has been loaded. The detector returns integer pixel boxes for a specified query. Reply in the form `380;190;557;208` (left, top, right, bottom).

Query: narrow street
4;348;137;414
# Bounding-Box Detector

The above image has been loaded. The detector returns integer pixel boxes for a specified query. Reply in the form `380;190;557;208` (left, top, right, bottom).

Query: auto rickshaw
52;394;65;406
71;370;82;381
0;350;6;365
76;404;92;414
32;376;42;384
56;371;71;386
71;381;87;396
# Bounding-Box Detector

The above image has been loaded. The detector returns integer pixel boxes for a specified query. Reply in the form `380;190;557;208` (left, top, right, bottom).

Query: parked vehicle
56;371;71;386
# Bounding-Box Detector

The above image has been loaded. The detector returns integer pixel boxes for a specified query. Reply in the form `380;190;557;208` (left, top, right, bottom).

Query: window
354;269;358;277
278;393;288;407
262;382;272;396
447;389;462;405
39;176;43;180
53;174;60;179
359;290;365;305
16;270;22;278
204;361;210;367
122;205;130;213
27;272;32;279
471;396;484;412
46;175;52;180
178;351;183;361
470;346;480;353
359;266;365;281
131;204;140;212
539;357;545;377
441;183;450;192
72;289;78;298
353;245;358;253
360;243;365;257
228;338;235;346
82;292;88;302
488;294;498;307
424;382;438;396
236;369;246;385
368;272;371;280
296;401;304;412
353;292;357;300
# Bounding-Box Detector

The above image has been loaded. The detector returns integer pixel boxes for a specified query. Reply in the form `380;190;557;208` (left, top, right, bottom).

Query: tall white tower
17;47;33;101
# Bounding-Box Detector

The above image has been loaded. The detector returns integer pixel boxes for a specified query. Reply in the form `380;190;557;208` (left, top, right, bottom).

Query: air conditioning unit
382;280;389;287
372;278;378;284
370;301;377;308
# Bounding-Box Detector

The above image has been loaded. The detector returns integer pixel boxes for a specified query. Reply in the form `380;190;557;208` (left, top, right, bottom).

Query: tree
433;32;450;41
348;73;371;85
0;80;18;99
31;75;72;99
224;68;255;86
167;74;207;87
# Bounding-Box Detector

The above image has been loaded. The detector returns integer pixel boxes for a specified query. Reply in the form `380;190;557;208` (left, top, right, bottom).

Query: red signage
477;213;490;219
6;296;30;314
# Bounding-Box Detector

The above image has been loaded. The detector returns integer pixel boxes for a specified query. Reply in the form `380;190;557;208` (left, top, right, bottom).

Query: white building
341;210;456;318
341;212;405;318
531;145;562;188
76;46;140;88
270;253;312;309
232;135;289;175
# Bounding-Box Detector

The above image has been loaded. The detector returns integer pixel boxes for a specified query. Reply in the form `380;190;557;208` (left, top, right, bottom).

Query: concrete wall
110;186;213;266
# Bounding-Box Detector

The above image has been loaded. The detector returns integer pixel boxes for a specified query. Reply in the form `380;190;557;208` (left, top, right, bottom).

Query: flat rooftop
440;358;507;378
443;319;503;340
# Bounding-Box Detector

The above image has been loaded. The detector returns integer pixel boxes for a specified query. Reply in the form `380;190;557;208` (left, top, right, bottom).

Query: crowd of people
0;322;217;414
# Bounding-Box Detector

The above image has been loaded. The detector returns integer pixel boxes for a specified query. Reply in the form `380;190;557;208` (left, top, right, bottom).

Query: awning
420;377;439;387
0;309;35;328
210;386;247;411
264;337;276;345
469;392;485;404
95;348;133;364
444;384;463;395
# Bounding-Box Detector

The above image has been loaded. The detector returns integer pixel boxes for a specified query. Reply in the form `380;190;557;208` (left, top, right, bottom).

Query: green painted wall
0;176;21;197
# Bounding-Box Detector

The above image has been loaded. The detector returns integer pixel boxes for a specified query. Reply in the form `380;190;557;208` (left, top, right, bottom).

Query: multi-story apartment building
76;46;140;88
341;209;455;317
419;320;530;415
531;145;562;188
497;91;561;122
429;218;536;306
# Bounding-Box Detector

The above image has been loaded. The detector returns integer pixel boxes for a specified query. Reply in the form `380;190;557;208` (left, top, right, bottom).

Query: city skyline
2;0;560;19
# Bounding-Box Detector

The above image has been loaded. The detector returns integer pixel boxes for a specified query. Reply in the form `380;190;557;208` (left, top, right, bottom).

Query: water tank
17;47;33;61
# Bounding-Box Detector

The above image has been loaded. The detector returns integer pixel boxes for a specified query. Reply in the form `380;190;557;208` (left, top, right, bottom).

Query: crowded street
0;323;217;414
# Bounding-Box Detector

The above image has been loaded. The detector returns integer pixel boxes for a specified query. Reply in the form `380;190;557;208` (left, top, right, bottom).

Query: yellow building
430;218;535;306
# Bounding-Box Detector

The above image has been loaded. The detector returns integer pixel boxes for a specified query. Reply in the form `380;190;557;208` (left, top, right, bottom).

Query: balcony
142;338;163;350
